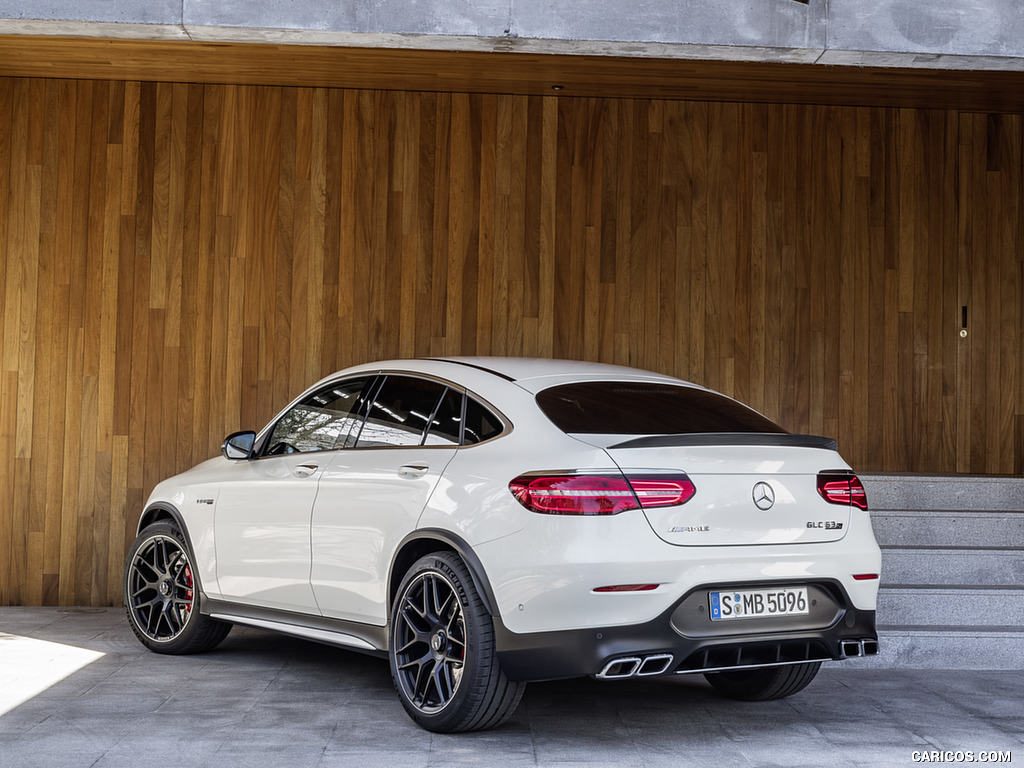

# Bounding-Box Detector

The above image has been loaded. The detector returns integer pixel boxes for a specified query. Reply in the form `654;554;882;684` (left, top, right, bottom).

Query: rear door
310;375;461;624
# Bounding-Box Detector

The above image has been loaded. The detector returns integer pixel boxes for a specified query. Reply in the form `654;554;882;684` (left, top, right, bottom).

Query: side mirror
222;430;256;460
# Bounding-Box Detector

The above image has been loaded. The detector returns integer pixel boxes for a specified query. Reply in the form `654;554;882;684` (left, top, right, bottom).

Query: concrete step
861;473;1024;513
870;508;1024;549
850;474;1024;670
877;587;1024;628
880;546;1024;586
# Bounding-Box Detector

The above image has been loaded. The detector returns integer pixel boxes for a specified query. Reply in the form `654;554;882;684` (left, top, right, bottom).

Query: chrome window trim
251;369;513;458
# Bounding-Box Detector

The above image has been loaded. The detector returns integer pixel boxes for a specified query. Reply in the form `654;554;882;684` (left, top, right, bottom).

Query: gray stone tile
2;607;1023;768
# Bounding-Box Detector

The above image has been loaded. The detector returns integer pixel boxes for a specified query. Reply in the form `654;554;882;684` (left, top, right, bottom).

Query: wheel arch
132;503;200;581
389;529;500;620
137;501;186;536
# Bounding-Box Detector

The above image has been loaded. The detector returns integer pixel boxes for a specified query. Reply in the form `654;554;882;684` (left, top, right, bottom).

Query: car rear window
535;382;786;435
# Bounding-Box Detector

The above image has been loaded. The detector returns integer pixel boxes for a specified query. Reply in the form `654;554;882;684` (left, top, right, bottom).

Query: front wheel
123;521;231;654
704;661;821;701
389;552;525;732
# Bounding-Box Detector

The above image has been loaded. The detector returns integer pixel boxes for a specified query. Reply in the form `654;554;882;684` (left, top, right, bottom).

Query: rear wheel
704;661;821;701
124;521;231;654
389;552;525;732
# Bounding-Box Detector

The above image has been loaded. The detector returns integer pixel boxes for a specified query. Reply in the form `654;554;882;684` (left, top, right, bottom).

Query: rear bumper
494;579;878;683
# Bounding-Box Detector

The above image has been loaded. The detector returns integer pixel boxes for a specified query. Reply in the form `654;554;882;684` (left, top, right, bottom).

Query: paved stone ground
1;607;1020;768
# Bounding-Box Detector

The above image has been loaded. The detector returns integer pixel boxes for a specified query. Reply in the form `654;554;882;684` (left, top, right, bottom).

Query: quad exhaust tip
597;654;674;679
598;640;877;679
840;639;879;658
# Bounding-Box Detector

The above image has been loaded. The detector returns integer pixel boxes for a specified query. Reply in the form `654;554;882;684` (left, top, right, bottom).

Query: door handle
398;464;429;479
293;464;319;478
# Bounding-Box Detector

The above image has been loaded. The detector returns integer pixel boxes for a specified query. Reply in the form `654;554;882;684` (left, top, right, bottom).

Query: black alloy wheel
389;552;524;732
123;521;231;654
126;532;195;641
392;568;467;714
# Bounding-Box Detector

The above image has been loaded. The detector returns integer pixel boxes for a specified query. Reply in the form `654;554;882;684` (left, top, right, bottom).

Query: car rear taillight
817;472;868;510
509;472;695;516
509;475;636;515
627;475;697;507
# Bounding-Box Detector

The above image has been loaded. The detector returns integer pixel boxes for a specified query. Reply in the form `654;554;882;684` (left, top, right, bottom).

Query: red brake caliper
184;564;194;613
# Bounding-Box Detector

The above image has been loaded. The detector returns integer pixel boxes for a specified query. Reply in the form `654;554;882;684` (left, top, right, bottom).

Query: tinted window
265;377;372;454
355;376;448;448
463;398;504;444
535;382;785;435
424;388;464;446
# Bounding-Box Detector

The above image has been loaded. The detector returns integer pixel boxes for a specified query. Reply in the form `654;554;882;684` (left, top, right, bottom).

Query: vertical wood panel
958;113;1024;473
1;75;1023;606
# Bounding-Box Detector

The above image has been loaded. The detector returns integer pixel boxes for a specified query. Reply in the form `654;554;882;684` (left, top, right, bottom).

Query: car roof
428;357;696;392
430;355;660;378
271;357;715;437
324;356;701;396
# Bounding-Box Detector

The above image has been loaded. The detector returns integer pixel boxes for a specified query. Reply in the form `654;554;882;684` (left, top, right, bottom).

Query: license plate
709;587;809;621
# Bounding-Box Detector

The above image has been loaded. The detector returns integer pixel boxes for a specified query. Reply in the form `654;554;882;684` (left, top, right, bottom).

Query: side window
423;388;464;446
355;376;448;448
264;377;372;455
463;397;503;445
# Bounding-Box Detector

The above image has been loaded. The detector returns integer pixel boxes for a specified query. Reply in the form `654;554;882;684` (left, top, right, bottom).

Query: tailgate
601;434;852;547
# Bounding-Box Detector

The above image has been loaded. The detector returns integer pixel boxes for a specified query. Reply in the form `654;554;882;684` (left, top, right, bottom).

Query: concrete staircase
861;474;1024;669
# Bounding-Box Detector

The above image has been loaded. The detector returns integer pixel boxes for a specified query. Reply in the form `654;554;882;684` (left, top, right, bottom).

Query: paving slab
0;607;1020;768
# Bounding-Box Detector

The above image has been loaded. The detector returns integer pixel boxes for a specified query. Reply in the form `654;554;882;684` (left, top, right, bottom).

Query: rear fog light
593;584;660;593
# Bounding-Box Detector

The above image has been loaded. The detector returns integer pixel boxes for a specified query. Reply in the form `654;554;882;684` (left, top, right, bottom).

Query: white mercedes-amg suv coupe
124;357;881;732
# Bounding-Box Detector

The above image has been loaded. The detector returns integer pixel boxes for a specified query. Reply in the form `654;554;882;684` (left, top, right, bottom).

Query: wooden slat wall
957;113;1024;475
1;77;1022;606
6;35;1024;114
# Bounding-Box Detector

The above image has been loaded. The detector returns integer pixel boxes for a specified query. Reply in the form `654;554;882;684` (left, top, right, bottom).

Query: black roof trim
608;433;839;451
421;357;518;382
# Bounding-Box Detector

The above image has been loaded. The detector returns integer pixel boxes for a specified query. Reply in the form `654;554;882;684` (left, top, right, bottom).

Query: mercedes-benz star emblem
752;482;775;511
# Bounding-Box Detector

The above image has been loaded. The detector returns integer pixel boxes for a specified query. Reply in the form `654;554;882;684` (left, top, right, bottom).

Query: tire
123;521;231;654
704;661;821;701
389;552;525;733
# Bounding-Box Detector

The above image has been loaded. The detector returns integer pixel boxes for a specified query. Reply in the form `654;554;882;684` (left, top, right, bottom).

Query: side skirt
202;598;389;657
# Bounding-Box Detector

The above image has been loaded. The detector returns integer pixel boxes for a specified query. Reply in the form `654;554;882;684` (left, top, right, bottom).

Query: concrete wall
1;1;1023;70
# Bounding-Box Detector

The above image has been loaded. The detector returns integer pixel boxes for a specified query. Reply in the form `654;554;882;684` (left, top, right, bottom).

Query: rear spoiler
608;433;839;451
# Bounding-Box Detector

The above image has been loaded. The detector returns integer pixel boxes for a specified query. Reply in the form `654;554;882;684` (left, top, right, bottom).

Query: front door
213;376;375;613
